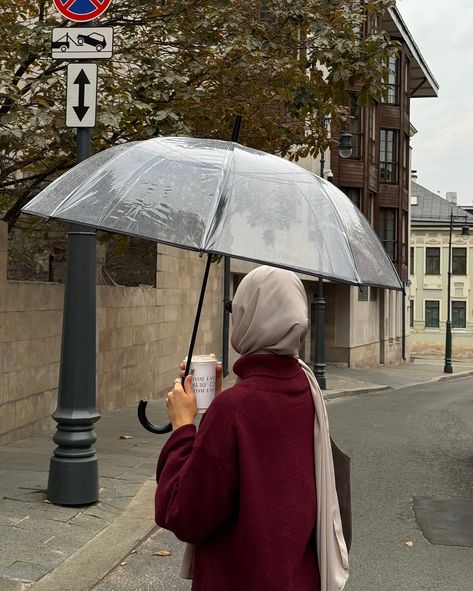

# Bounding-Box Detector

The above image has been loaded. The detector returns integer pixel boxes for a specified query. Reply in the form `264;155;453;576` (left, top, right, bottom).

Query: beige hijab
181;266;349;591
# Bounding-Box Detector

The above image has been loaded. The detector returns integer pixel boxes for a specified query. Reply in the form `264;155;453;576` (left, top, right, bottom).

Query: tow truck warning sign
51;27;113;59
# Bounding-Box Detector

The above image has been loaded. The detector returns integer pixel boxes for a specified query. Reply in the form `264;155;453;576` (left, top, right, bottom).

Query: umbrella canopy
22;137;402;290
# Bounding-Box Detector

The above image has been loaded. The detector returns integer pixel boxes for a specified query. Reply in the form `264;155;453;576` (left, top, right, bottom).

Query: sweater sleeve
155;394;238;544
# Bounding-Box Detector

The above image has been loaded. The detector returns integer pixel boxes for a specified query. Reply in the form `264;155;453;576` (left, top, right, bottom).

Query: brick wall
0;222;223;445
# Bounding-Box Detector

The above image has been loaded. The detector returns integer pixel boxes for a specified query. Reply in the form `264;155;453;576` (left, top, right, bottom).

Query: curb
391;369;473;392
434;369;473;382
28;480;157;591
323;385;392;401
323;370;473;401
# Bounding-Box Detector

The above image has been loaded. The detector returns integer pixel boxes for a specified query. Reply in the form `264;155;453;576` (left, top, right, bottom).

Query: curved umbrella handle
137;400;172;434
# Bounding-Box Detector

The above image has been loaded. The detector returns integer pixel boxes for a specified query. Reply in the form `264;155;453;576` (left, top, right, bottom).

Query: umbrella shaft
184;254;213;377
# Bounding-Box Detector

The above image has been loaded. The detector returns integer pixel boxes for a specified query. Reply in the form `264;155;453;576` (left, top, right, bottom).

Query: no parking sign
53;0;112;22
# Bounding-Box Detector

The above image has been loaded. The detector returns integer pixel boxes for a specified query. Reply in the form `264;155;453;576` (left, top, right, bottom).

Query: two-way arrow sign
66;64;97;127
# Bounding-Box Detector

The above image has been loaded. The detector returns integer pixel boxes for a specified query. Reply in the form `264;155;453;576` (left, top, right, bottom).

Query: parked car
76;33;107;51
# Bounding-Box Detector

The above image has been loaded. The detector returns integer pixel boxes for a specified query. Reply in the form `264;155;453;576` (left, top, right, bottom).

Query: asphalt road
94;377;473;591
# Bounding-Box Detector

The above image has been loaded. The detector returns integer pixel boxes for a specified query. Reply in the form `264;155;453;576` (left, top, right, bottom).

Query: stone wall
0;221;223;445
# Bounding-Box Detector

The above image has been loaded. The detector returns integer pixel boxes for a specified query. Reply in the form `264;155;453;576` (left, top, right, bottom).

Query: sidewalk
1;358;473;591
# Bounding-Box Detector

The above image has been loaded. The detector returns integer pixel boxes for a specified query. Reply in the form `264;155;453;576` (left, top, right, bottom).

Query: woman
155;265;349;591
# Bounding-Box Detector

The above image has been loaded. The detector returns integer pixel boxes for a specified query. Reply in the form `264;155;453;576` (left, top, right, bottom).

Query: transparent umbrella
22;136;402;432
22;136;401;290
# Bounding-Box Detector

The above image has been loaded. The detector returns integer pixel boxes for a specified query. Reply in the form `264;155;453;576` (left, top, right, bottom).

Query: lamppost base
443;364;453;374
315;375;327;390
47;455;99;506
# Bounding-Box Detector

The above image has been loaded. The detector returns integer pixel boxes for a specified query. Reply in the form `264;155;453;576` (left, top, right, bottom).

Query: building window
410;299;414;327
379;129;399;184
379;208;397;262
381;55;400;105
410;246;415;274
403;135;410;189
349;94;363;158
369;191;376;226
402;212;408;265
368;104;377;165
426;247;440;275
404;59;410;113
341;187;361;208
452;247;467;275
425;300;439;328
452;301;466;328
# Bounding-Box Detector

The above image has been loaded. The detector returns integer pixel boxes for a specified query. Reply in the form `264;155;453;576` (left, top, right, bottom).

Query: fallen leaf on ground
119;435;133;440
153;550;172;557
120;561;127;566
405;541;413;547
131;550;137;554
43;498;52;504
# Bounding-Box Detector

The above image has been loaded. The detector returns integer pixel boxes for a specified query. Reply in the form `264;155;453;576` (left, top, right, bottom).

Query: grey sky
397;0;473;204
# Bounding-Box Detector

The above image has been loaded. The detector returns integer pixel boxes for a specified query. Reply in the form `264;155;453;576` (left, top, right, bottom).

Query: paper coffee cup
183;355;217;413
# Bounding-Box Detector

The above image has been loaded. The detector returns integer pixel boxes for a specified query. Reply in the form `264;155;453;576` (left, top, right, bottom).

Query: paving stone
0;576;27;591
2;561;51;583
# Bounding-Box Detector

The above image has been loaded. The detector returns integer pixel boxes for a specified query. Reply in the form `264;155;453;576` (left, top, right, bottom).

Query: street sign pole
47;59;100;504
46;5;114;505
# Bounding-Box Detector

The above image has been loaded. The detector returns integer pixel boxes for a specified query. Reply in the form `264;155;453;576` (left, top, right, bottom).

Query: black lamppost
313;127;353;389
47;127;100;505
444;210;470;374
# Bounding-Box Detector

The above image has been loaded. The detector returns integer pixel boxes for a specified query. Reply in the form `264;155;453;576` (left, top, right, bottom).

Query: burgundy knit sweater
155;354;320;591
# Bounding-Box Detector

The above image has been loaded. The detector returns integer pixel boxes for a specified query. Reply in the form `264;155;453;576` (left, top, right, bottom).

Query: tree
0;0;396;228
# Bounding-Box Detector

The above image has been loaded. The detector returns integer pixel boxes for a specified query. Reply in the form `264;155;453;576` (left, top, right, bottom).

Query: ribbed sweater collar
233;353;302;381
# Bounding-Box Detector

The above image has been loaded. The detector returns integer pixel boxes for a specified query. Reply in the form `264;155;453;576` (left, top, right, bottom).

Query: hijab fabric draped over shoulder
230;266;349;591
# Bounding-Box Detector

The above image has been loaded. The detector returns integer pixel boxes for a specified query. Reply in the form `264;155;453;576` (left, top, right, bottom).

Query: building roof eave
383;6;439;98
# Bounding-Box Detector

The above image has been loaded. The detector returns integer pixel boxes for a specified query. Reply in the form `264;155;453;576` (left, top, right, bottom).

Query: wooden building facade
325;6;439;366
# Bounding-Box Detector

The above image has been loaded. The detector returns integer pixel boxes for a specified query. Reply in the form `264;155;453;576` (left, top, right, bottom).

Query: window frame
348;94;363;159
425;247;440;275
379;129;399;184
425;300;440;328
452;247;467;275
340;187;362;209
368;104;377;165
378;207;397;263
381;54;400;105
451;300;466;329
452;300;467;329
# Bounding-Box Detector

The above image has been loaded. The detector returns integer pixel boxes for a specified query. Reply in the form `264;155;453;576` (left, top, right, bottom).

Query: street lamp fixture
338;132;354;160
444;210;470;374
313;126;353;390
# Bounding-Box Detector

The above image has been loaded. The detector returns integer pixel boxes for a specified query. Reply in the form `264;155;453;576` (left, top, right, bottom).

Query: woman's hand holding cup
179;353;223;397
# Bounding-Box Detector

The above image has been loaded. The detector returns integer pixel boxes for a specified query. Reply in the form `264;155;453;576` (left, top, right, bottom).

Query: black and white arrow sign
66;64;97;128
73;69;90;121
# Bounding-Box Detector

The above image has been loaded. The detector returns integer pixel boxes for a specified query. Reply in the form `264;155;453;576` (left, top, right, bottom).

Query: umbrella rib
310;174;363;285
201;142;236;251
